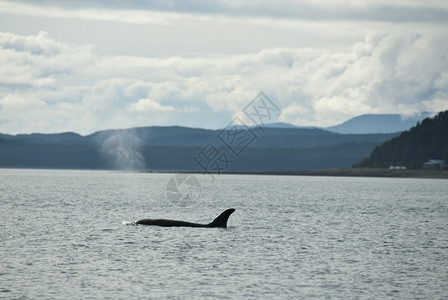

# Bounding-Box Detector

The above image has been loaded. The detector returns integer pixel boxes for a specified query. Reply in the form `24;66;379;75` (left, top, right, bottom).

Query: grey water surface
1;169;447;299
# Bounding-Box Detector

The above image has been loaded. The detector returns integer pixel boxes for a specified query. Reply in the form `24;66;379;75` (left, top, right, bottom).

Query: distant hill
355;110;448;169
326;113;429;134
0;126;398;172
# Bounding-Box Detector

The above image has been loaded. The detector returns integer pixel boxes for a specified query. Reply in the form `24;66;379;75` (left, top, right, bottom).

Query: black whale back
136;208;235;228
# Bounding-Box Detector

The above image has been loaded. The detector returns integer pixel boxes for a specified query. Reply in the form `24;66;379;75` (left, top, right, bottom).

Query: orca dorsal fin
208;209;235;228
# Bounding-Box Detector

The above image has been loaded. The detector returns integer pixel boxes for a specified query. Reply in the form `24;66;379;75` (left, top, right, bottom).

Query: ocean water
1;169;447;299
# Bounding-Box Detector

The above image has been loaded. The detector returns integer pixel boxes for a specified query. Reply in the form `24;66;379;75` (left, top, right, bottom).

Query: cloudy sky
1;0;448;134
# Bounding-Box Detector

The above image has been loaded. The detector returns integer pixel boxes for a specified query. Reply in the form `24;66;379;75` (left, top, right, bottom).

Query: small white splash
122;221;136;226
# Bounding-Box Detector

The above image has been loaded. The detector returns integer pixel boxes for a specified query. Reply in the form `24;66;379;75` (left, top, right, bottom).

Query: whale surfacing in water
136;209;235;228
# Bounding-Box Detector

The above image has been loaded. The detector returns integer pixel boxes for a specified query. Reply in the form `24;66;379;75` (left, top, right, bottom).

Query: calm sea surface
1;169;447;299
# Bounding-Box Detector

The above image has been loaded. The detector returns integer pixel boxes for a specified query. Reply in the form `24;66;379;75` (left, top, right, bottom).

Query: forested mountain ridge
355;110;448;169
0;127;396;149
0;126;398;171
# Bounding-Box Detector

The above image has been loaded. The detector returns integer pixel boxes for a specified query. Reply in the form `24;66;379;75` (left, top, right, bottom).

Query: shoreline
175;168;448;179
149;168;448;179
249;168;448;179
2;167;448;179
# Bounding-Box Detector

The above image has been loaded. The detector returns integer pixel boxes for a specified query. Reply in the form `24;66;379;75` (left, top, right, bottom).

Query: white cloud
0;30;93;88
130;98;175;112
0;31;447;134
0;93;45;111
